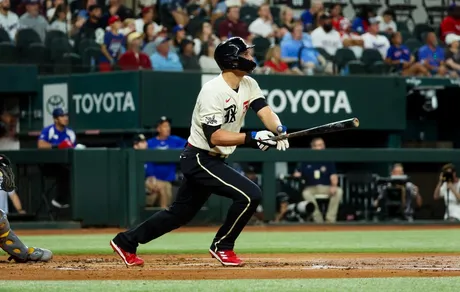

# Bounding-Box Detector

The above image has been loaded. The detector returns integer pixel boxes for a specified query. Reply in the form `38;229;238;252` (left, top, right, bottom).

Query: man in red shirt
118;32;153;70
441;5;460;42
218;6;250;41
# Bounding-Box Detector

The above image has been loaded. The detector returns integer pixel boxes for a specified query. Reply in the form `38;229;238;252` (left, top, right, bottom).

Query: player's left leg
0;209;53;262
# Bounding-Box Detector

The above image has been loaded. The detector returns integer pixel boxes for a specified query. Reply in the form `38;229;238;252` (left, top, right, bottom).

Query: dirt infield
2;225;460;280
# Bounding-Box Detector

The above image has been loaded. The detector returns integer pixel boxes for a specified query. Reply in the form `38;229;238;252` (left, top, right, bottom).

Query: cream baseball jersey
188;74;264;155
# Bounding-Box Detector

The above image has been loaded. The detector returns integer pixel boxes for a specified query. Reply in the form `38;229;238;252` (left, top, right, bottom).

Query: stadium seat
23;42;47;65
400;30;412;43
361;49;383;73
422;0;447;25
396;21;409;32
77;37;99;55
385;0;417;24
81;46;102;72
370;61;390;75
413;23;434;42
0;28;10;43
347;60;366;75
54;52;84;74
252;36;271;63
16;28;41;50
0;42;18;64
315;47;333;61
378;31;391;41
334;48;356;73
404;38;423;54
49;37;72;62
45;30;68;49
240;6;258;24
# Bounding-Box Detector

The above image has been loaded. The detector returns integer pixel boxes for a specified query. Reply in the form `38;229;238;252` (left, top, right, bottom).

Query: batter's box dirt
1;253;460;280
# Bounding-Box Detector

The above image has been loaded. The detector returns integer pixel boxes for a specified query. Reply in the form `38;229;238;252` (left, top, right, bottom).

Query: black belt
186;143;229;159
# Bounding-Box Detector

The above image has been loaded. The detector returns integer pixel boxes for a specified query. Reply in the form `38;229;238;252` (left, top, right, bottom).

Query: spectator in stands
218;5;250;41
445;34;460;74
0;188;25;214
193;21;218;56
122;18;136;35
160;0;189;27
330;3;345;32
146;116;187;209
281;21;322;74
385;32;430;76
118;31;152;70
300;0;323;32
99;15;125;72
143;21;156;43
19;0;48;42
248;3;278;43
135;6;153;33
279;6;295;32
38;108;75;209
418;31;449;77
199;42;220;72
377;9;397;34
340;17;364;58
264;45;302;75
352;6;375;34
0;0;19;41
46;0;70;23
76;0;97;21
434;163;460;221
199;0;226;25
103;0;134;26
172;24;186;52
361;17;390;59
293;137;343;223
311;12;342;56
76;4;103;45
440;5;460;42
179;39;200;70
48;3;71;35
150;36;183;71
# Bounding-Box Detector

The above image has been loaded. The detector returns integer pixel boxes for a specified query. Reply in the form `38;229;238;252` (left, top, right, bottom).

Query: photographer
374;163;422;221
434;164;460;221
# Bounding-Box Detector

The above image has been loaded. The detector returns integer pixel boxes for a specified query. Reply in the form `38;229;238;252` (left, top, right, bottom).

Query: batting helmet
214;37;256;73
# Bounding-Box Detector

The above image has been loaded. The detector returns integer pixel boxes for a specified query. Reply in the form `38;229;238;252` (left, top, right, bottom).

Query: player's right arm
37;127;52;149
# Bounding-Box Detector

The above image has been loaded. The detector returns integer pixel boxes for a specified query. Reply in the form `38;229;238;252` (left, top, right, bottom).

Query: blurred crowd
1;0;460;75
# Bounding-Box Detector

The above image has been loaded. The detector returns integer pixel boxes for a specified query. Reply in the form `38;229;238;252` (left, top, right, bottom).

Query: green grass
10;229;460;255
1;278;460;292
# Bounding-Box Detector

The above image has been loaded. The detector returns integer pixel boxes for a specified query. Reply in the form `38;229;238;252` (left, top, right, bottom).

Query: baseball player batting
110;37;289;267
0;155;53;263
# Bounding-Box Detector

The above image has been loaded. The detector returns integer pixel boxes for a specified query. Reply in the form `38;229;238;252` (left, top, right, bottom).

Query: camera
442;166;455;183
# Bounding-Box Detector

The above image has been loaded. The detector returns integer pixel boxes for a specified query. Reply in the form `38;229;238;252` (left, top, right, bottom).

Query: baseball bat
265;118;360;141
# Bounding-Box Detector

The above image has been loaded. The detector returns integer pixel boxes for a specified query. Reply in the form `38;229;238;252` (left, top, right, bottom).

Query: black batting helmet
214;37;256;73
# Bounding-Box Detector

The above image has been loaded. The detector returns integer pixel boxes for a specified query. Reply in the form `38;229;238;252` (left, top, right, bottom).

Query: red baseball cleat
209;249;244;266
110;240;144;267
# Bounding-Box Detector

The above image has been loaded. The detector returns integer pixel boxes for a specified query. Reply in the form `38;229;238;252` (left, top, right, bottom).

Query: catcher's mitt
0;154;15;192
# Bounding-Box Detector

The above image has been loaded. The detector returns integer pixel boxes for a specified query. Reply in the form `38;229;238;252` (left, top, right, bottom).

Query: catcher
0;154;53;263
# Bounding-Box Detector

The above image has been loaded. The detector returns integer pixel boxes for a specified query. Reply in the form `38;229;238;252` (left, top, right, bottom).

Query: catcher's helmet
214;37;256;73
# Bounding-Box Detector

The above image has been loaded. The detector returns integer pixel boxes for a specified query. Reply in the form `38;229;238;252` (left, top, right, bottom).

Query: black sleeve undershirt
250;98;268;113
202;124;221;148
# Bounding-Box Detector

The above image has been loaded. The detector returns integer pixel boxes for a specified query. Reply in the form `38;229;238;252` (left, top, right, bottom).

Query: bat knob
353;118;360;128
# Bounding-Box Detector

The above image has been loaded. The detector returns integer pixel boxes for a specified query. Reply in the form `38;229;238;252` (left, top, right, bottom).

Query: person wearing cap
361;17;390;59
440;5;460;42
99;15;125;72
385;32;430;77
444;33;460;75
351;6;375;34
118;31;152;70
311;12;343;57
19;0;48;42
172;24;186;52
75;4;104;47
300;0;323;32
145;117;187;208
135;6;160;34
149;36;183;71
218;5;250;41
38;108;76;208
0;0;19;41
418;32;450;77
179;39;200;71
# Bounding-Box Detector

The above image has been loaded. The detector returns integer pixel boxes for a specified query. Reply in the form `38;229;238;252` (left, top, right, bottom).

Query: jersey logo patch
224;104;237;123
225;98;231;103
205;115;218;125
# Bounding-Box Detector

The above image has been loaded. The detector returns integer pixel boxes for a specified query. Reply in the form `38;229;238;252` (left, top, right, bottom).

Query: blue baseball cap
172;25;184;34
52;108;67;118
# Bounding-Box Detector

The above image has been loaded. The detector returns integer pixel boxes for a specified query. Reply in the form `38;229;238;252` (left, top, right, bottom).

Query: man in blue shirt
38;108;76;209
385;32;430;76
145;116;187;209
293;137;343;223
418;32;448;76
300;0;323;31
150;36;184;71
281;22;322;74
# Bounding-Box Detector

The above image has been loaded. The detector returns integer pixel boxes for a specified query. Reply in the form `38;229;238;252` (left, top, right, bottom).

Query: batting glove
276;125;289;151
245;131;276;151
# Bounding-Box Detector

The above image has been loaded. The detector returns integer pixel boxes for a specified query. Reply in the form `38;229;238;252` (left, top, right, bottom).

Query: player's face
311;139;325;150
239;49;254;62
55;115;69;127
157;122;171;137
